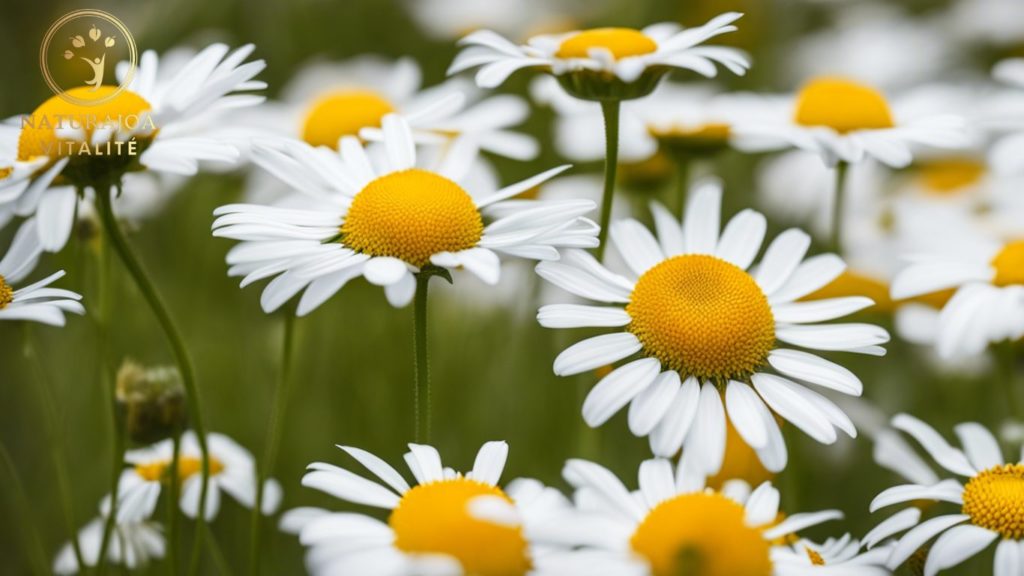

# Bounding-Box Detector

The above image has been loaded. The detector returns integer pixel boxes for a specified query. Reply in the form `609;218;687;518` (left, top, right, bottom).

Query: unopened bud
115;360;187;444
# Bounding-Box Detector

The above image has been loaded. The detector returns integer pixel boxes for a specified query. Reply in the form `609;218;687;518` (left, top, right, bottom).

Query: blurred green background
0;0;1019;573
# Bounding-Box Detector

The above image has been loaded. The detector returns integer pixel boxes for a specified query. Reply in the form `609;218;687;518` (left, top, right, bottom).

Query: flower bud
115;360;187;445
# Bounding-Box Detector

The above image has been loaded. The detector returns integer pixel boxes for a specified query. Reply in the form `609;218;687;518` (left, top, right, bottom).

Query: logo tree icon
63;24;117;90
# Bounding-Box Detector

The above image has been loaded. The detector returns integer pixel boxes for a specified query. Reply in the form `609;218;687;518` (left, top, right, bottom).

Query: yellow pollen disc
630;492;772;576
0;275;13;310
341;169;484;268
134;456;225;483
793;77;894;134
962;464;1024;539
301;90;395;149
556;28;658;60
917;159;986;195
627;254;775;381
805;547;826;566
390;479;531;576
992;241;1024;287
18;86;153;161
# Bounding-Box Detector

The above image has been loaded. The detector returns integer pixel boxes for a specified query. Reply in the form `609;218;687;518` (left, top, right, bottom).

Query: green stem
595;100;621;262
413;273;432;443
96;234;124;576
94;185;210;576
23;325;85;572
829;161;849;254
997;341;1022;421
0;438;50;575
673;154;692;220
250;311;297;575
167;432;181;576
206;530;235;576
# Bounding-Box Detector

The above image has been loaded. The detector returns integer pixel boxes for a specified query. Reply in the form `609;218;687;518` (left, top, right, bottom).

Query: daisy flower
869;414;1024;576
53;517;164;575
0;43;265;252
0;220;84;326
536;180;889;474
889;222;1024;358
281;441;573;575
213;115;596;315
243;56;537;162
535;457;862;576
113;431;281;522
733;76;967;169
531;77;752;164
447;13;749;100
772;534;894;574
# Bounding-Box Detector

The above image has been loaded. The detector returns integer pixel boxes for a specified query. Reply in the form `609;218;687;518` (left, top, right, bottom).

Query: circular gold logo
39;9;137;106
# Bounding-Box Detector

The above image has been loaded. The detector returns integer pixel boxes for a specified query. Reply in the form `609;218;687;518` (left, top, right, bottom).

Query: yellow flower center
962;464;1024;539
627;255;775;381
917;159;986;195
556;28;658;60
794;77;894;134
390;479;531;576
341;169;484;267
300;90;395;149
805;547;826;566
18;86;153;161
0;275;13;309
630;492;772;576
992;241;1024;287
134;456;225;483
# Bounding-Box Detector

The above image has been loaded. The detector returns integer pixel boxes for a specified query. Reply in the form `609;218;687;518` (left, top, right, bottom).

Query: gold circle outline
39;9;137;107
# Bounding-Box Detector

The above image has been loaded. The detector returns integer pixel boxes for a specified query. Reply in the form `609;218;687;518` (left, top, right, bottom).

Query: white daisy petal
923;524;998;576
582;358;661;427
553;332;642;376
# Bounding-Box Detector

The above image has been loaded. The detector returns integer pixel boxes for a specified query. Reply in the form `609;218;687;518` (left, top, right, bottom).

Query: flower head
734;77;968;168
869;414;1024;575
536;181;889;474
0;43;265;252
0;220;84;325
213;115;596;315
281;441;573;575
448;13;749;101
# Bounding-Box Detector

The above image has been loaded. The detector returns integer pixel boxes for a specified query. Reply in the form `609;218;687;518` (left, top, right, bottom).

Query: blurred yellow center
301;90;395;149
627;255;775;381
962;464;1024;539
134;456;225;483
917;159;986;195
992;241;1024;287
805;547;826;566
390;479;531;576
18;86;153;161
631;492;772;576
0;275;12;309
707;421;775;490
341;169;484;267
794;78;894;134
802;270;890;312
557;28;657;60
652;122;732;142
